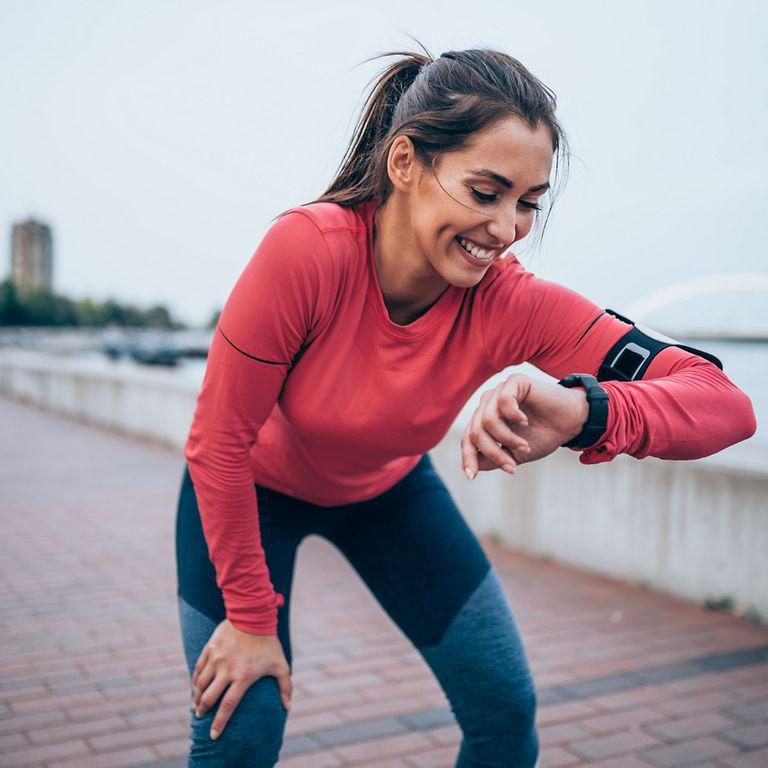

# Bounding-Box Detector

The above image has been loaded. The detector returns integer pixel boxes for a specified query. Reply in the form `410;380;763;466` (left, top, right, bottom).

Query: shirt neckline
361;199;462;340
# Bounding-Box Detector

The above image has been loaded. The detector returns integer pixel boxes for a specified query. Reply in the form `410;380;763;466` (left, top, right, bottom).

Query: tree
0;279;26;325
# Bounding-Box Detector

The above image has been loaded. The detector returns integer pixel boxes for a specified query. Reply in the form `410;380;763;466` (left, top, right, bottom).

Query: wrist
564;387;590;444
557;373;610;449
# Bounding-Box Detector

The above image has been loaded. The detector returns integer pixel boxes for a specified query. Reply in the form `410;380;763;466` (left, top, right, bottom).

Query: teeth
458;237;494;259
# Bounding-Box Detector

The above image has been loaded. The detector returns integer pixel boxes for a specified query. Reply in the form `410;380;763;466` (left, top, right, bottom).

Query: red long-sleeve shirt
183;198;757;634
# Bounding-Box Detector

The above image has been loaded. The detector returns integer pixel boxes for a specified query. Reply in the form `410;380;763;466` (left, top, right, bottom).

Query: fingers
461;416;529;480
193;659;216;711
482;411;530;455
276;664;293;712
497;388;530;429
470;425;520;475
209;680;248;741
192;645;209;689
197;669;292;742
192;655;216;717
196;670;228;722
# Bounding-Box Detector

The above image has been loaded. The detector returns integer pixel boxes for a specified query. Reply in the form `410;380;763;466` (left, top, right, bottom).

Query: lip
454;236;497;268
459;236;503;250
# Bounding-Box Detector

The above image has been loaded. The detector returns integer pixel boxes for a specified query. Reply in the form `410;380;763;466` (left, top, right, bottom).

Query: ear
386;135;424;192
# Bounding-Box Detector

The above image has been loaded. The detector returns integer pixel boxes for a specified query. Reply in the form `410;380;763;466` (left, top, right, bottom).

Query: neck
372;197;451;324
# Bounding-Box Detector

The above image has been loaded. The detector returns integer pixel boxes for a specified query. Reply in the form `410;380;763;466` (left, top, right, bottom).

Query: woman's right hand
192;618;292;740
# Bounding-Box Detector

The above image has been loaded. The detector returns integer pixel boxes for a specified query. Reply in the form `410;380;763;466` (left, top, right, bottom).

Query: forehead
447;117;553;178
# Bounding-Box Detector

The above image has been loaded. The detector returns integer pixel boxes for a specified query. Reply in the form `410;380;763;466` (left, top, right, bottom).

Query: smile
454;236;498;267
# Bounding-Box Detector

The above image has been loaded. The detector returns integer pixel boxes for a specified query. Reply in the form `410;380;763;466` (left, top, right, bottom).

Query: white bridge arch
624;273;768;328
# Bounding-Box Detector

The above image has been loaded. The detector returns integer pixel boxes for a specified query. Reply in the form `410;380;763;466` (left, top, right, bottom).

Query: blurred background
2;0;766;603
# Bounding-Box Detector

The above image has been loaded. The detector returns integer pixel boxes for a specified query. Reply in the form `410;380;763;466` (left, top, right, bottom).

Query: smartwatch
557;373;609;449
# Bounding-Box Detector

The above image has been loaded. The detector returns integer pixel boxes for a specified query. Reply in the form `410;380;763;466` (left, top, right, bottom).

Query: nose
486;206;516;248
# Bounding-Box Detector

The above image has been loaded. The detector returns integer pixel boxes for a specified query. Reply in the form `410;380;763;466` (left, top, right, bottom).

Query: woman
175;46;756;767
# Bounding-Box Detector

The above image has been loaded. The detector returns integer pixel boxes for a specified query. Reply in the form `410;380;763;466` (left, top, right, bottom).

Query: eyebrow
469;168;550;192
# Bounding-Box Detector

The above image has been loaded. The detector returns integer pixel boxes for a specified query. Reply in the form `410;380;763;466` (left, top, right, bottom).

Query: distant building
11;218;53;291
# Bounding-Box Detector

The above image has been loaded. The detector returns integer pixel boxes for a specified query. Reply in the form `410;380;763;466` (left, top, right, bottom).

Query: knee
486;683;537;742
189;676;286;767
459;683;539;767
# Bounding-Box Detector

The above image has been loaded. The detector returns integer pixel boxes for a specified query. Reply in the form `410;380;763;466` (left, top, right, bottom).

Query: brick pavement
1;395;767;767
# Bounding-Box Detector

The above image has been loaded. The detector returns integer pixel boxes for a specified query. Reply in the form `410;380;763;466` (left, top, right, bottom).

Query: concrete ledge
0;348;199;449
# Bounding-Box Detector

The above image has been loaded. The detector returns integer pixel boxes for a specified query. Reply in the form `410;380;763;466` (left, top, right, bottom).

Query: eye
470;187;542;212
469;187;497;203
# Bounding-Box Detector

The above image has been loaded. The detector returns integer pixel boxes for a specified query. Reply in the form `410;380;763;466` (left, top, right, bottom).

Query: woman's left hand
460;373;589;479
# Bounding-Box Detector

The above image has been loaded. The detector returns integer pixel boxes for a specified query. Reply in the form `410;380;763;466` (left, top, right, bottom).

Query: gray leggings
176;453;540;767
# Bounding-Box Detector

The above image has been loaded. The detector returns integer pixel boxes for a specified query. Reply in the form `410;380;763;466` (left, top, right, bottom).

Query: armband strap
597;308;724;383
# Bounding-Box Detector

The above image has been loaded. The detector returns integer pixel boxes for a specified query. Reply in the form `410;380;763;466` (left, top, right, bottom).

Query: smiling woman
176;37;756;768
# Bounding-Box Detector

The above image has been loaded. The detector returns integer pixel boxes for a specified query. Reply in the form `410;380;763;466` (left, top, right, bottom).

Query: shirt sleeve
183;209;333;634
480;258;757;466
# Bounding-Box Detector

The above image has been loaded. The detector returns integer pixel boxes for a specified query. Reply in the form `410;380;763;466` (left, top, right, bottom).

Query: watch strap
557;373;610;449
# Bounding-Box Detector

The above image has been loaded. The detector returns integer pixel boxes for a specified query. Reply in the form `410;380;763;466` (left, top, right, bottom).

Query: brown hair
277;37;569;251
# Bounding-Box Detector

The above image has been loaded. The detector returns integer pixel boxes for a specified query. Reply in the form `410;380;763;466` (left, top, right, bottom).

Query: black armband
597;308;723;383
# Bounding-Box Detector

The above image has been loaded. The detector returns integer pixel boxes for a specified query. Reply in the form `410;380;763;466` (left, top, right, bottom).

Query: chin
448;265;490;288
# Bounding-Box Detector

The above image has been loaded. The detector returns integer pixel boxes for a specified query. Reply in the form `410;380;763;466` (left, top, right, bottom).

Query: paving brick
588;685;670;713
330;731;433;764
645;711;739;740
537;721;591;744
288;691;362;719
28;717;129;748
718;747;768;767
277;751;342;768
47;746;156;768
152;736;191;758
424;723;461;747
721;698;768;724
568;729;662;761
718;722;768;749
87;722;184;751
399;707;455;731
0;732;29;750
404;745;457;767
577;706;667;735
639;735;740;766
538;746;582;766
586;757;655;767
300;673;384;697
536;700;598;726
0;708;68;735
285;710;346;736
654;690;736;717
312;717;409;748
336;697;434;724
0;738;90;767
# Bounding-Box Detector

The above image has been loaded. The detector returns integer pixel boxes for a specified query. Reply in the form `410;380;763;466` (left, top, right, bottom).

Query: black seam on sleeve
218;327;289;366
574;311;606;347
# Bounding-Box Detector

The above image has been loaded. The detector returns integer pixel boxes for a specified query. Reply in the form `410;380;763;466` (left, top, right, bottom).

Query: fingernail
210;728;219;740
464;467;475;480
503;464;516;474
523;446;531;453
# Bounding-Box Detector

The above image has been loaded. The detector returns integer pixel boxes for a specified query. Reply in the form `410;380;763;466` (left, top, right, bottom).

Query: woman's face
393;116;554;288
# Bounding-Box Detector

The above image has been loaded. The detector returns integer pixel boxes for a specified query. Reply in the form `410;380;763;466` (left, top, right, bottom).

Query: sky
2;0;767;330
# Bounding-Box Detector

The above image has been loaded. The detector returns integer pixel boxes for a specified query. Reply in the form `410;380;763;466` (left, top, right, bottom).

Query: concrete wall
2;348;766;621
